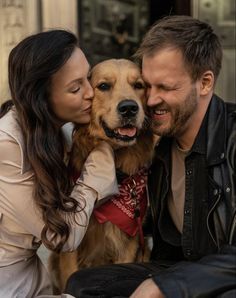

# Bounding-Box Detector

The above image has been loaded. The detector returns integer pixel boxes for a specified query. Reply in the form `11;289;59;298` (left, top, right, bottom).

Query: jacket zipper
229;210;236;245
206;191;222;247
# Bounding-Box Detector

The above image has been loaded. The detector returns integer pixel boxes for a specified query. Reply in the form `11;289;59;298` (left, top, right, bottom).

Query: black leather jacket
147;95;236;297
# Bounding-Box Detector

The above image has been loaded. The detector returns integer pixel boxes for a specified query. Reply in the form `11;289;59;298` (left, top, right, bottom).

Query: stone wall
0;0;77;105
0;0;40;104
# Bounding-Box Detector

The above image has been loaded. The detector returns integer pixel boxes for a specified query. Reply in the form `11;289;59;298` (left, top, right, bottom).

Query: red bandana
93;168;148;237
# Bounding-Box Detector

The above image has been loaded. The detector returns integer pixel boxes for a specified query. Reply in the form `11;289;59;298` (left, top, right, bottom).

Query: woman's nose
85;81;94;99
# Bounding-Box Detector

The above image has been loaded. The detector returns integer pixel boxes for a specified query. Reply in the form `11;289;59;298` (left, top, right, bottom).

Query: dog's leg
48;253;61;294
59;251;78;291
115;236;140;263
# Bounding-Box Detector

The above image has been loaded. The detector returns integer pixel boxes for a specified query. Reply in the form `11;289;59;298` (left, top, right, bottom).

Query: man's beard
151;86;198;137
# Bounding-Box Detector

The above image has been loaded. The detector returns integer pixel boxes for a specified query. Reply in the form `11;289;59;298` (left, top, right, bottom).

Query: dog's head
88;59;148;147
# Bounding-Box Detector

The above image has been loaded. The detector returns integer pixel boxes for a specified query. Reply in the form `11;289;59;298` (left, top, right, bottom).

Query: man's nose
147;87;162;107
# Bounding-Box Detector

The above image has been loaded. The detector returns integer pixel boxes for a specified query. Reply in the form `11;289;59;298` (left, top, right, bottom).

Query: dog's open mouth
102;121;138;142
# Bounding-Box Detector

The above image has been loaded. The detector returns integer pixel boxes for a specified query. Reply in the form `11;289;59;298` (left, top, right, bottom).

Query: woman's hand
130;279;165;298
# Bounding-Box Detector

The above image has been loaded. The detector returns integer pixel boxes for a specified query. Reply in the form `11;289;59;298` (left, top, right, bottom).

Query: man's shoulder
223;100;236;130
213;94;236;112
226;102;236;117
210;95;236;129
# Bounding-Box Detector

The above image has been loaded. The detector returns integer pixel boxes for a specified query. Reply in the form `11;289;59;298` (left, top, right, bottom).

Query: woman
0;30;118;297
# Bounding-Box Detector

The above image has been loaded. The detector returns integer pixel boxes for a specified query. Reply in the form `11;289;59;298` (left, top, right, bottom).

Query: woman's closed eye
71;87;81;93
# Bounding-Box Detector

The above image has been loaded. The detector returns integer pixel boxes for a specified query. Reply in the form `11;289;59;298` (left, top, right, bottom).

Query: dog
48;59;155;293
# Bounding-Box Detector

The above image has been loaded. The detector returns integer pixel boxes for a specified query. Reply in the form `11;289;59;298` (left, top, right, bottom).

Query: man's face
142;48;199;137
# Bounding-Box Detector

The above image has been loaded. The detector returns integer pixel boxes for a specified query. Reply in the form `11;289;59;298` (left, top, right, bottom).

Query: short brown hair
134;15;222;82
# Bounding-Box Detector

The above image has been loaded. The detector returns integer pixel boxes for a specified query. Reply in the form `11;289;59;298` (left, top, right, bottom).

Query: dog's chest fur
69;124;154;263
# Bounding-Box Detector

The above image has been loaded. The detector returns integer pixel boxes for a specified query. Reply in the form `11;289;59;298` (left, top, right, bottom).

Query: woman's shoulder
0;108;31;173
0;107;21;136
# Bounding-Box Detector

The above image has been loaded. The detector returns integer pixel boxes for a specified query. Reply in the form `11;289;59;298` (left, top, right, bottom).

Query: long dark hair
1;30;85;252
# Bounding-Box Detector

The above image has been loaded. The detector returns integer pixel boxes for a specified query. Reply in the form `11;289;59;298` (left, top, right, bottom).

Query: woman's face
50;47;94;125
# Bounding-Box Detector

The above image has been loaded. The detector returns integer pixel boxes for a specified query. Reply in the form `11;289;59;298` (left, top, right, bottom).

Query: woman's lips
84;106;92;113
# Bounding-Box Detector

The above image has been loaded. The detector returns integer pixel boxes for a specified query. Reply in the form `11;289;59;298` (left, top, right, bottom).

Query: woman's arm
0;134;118;251
55;141;119;251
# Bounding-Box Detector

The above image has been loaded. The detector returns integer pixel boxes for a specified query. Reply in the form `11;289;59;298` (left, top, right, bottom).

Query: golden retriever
48;59;155;293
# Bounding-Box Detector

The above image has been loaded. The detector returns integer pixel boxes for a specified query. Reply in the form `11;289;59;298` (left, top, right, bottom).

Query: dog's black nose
117;100;139;117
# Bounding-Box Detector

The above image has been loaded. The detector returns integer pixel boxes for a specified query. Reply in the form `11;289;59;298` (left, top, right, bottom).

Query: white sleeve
0;134;118;251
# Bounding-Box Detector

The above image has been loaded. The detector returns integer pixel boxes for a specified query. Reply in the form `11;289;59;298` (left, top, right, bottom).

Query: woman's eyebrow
66;78;83;87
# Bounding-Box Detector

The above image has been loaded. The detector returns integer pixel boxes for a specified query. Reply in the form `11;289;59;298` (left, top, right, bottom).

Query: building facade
0;0;235;105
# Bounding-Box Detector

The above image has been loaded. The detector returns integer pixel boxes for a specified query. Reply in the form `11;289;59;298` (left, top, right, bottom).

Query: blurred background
0;0;235;105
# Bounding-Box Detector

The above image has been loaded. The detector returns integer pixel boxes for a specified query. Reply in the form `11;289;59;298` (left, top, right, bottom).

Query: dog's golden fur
48;59;155;293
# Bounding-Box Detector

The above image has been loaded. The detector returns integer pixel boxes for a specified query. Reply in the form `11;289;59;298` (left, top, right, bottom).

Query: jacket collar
154;137;172;162
191;107;208;155
206;95;226;166
154;95;227;167
0;108;31;174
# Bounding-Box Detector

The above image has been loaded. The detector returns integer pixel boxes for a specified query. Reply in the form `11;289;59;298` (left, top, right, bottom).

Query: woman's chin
73;115;91;125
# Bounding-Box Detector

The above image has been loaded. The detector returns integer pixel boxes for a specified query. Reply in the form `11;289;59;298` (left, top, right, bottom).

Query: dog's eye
97;83;111;91
133;82;144;90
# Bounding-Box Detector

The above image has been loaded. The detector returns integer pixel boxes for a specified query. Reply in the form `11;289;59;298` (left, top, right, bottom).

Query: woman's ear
200;71;214;96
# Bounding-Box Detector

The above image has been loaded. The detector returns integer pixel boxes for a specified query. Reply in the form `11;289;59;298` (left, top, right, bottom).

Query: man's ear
200;71;214;96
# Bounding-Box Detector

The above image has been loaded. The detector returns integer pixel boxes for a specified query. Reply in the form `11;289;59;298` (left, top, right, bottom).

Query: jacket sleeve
152;245;236;298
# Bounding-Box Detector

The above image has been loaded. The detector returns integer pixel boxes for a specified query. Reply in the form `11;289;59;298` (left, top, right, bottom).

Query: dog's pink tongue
117;127;137;137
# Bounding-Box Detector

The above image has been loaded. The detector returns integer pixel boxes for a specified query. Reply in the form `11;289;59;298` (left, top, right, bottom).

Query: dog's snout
117;100;139;117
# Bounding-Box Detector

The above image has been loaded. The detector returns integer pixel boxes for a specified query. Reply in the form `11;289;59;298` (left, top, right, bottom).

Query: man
65;15;236;298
